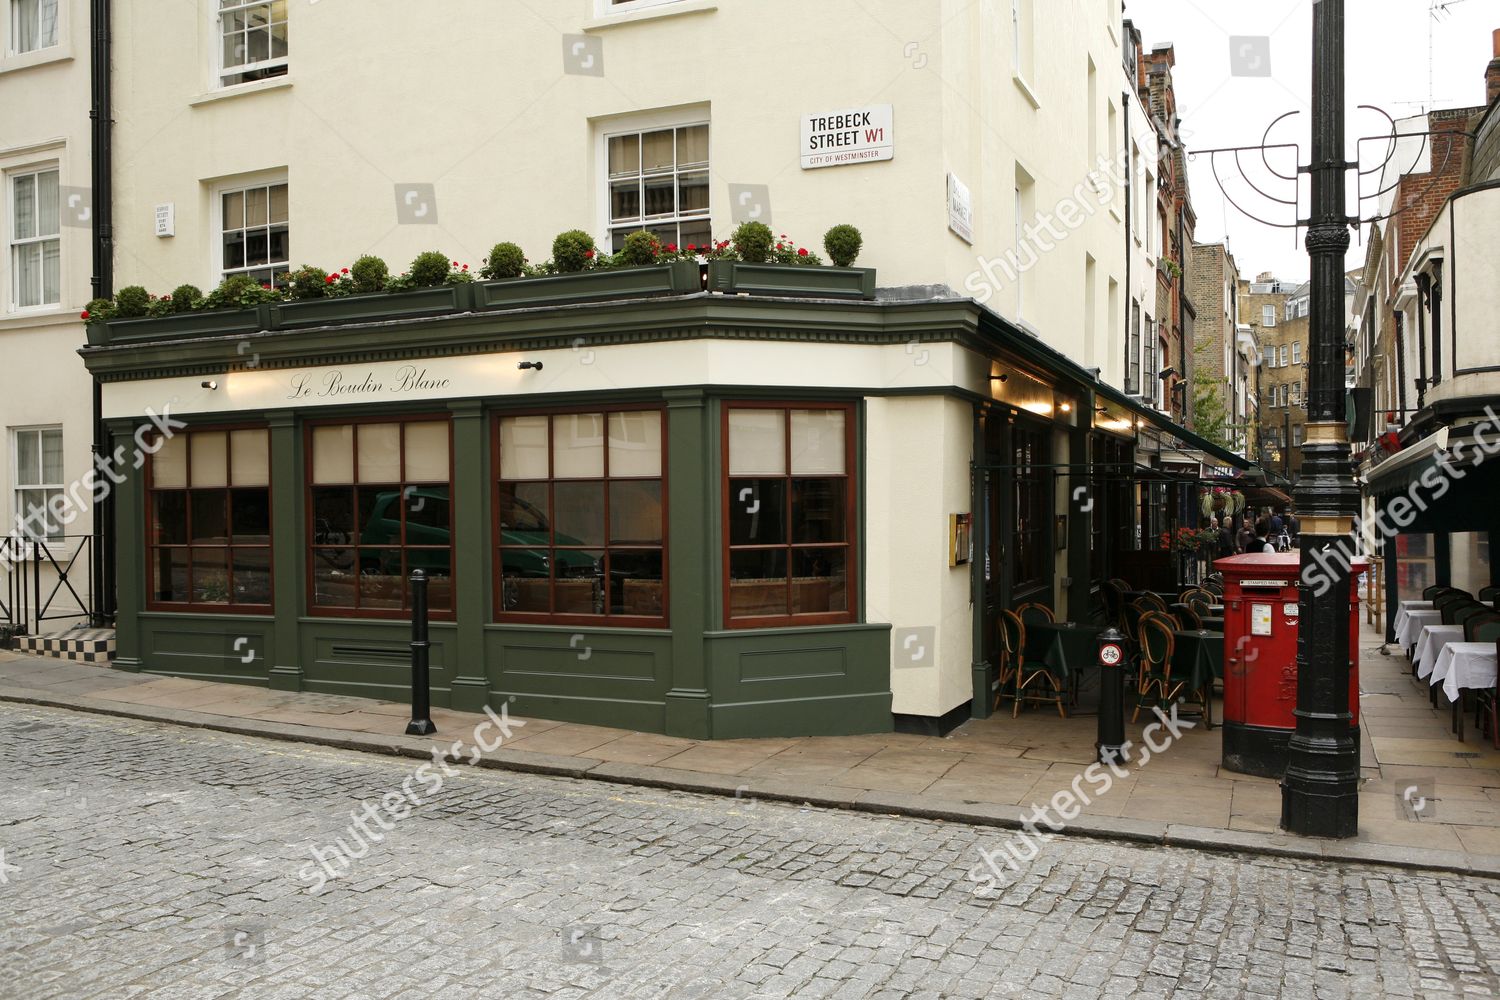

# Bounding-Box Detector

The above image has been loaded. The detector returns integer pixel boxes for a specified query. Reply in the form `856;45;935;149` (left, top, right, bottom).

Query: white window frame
596;0;685;13
1262;305;1276;328
1291;341;1301;365
8;163;61;313
211;172;289;288
597;112;710;256
11;425;64;542
8;0;59;55
1279;345;1289;367
214;0;288;90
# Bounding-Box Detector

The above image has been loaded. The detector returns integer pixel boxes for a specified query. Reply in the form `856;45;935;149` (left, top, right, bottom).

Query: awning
1363;427;1448;495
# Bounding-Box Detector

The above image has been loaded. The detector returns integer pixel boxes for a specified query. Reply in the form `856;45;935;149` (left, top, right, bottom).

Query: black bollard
405;569;436;736
1096;627;1128;766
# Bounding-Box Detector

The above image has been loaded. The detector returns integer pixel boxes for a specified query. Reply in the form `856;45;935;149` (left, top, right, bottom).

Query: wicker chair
1133;613;1181;722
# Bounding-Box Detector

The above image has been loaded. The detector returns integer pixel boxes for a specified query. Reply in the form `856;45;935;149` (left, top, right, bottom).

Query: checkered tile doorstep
16;629;116;665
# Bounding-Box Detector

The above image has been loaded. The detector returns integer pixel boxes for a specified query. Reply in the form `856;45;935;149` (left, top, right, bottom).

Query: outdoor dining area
992;579;1226;728
1392;585;1500;744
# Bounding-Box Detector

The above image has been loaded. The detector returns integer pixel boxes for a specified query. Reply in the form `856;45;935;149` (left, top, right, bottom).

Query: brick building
1143;44;1196;427
1189;243;1256;458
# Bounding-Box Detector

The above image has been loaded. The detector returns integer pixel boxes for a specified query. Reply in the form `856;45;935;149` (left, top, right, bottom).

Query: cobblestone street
2;703;1500;999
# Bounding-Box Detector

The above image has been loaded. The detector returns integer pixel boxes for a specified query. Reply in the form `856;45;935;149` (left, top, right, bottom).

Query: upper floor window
1262;305;1276;328
1012;0;1034;82
725;404;856;627
1262;346;1275;369
495;408;666;624
148;427;272;609
1279;345;1288;367
12;426;62;542
1291;341;1301;365
600;0;685;11
221;181;288;286
218;0;287;88
10;0;58;53
606;124;709;253
9;167;58;310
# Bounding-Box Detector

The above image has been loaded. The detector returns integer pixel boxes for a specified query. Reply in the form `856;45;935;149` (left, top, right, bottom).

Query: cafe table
1415;624;1466;681
1433;642;1499;740
1396;608;1443;650
1171;629;1225;728
1023;621;1105;688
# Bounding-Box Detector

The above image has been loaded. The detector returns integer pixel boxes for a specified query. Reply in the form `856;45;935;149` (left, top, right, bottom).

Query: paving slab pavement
3;620;1500;880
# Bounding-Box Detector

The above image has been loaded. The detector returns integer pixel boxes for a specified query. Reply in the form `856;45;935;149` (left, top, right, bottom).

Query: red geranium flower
687;243;697;252
325;274;337;284
584;250;595;259
261;282;272;289
666;243;677;252
341;267;349;274
80;310;90;320
798;248;809;257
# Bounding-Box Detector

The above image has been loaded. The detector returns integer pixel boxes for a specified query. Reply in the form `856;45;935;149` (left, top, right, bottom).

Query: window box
706;262;876;301
100;303;274;346
275;284;474;329
473;261;702;312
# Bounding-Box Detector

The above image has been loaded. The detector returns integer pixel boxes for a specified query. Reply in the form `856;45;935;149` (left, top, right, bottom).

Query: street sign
800;105;894;169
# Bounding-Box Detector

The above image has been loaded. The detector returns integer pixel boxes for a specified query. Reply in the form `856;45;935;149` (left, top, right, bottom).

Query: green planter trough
473;261;703;311
706;262;876;300
274;284;474;329
101;304;273;346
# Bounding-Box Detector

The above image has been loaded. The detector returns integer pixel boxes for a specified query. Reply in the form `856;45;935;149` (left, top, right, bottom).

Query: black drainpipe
1123;92;1132;396
90;0;115;624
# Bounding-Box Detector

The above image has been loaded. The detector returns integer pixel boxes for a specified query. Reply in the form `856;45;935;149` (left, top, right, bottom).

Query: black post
1096;628;1129;765
1281;0;1360;838
406;569;436;737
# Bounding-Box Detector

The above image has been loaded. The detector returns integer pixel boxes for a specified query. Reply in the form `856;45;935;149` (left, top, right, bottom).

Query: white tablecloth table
1416;625;1467;680
1396;609;1443;649
1437;642;1499;703
1401;600;1435;611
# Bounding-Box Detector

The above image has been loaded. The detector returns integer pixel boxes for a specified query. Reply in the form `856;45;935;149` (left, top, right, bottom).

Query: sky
1121;0;1498;285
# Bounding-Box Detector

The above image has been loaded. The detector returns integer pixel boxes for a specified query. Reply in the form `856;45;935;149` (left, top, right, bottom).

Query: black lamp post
1281;0;1361;838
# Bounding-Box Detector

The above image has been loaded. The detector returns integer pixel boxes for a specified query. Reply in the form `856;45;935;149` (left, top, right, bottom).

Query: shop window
147;427;272;610
605;123;709;253
218;0;288;88
308;417;452;617
1012;421;1050;591
725;404;855;626
495;408;665;623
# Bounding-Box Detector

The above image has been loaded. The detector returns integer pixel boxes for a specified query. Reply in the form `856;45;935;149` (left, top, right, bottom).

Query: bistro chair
1017;602;1055;626
1173;603;1204;630
1136;592;1169;613
1465;613;1500;643
1007;611;1068;719
1452;603;1490;630
1441;599;1484;626
993;610;1022;713
1424;585;1458;600
1435;592;1471;620
1479;585;1500;604
1133;613;1182;722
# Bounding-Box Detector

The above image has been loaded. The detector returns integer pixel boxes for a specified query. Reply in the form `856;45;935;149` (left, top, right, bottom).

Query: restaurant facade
83;277;1251;740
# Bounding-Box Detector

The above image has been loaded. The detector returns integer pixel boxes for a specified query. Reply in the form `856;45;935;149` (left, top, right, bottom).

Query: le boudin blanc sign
800;105;894;169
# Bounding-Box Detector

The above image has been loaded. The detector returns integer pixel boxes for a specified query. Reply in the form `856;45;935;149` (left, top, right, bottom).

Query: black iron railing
0;534;98;637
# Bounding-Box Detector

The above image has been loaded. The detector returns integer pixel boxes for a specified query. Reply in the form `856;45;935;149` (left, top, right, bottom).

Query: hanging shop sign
800;105;894;169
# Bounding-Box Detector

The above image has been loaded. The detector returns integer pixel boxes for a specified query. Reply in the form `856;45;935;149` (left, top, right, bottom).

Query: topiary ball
349;255;389;294
113;285;151;318
732;221;774;263
169;284;203;313
408;251;451;287
618;231;662;267
822;224;863;268
552;230;598;273
482;242;526;280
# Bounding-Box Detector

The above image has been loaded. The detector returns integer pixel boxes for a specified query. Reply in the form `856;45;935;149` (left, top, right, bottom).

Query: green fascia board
79;293;981;381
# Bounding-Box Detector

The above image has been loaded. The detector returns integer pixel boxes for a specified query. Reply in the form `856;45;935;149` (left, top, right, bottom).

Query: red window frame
721;401;858;629
304;413;456;621
492;404;669;627
144;422;274;614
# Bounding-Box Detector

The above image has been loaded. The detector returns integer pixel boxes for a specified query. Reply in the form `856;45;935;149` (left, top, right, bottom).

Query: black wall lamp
517;361;544;372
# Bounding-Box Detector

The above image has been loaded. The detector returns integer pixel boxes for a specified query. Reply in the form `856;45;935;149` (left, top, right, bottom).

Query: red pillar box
1216;551;1364;778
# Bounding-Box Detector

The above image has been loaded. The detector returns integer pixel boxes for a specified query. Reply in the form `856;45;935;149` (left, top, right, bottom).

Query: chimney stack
1488;28;1500;107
